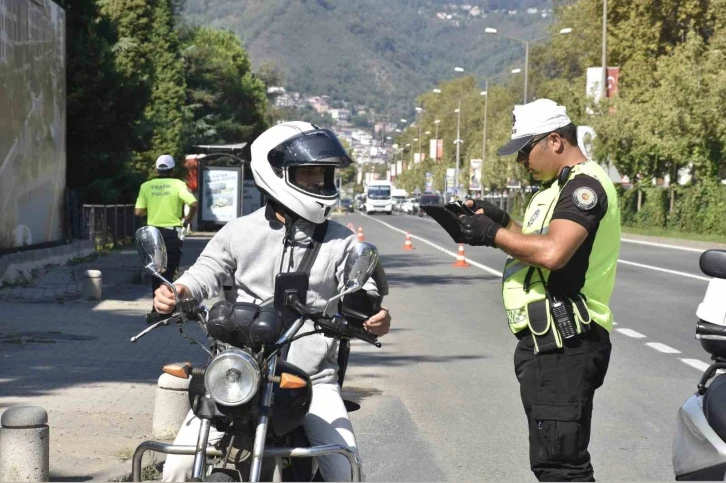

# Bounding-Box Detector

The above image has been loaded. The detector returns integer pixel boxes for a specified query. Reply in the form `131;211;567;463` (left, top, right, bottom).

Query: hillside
182;0;554;118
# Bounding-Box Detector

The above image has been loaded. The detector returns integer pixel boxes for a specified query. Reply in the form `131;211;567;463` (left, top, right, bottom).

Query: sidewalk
0;240;212;481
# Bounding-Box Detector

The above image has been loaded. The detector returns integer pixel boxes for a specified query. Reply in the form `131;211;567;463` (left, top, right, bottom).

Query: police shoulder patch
573;186;597;211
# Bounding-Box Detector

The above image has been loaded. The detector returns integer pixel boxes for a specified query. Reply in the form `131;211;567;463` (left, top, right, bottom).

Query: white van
365;180;393;214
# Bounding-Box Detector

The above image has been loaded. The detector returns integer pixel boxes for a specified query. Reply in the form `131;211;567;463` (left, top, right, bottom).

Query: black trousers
514;323;612;482
151;227;183;300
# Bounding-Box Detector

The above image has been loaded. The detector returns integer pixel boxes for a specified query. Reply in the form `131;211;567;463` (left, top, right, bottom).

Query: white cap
496;99;572;156
156;154;175;170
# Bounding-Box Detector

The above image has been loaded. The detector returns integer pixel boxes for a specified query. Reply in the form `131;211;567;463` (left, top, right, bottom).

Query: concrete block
0;406;49;482
152;373;191;440
82;270;102;300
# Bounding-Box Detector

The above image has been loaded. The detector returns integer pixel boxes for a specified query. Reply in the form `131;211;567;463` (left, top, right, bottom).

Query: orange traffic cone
357;225;365;241
452;244;470;267
402;231;415;250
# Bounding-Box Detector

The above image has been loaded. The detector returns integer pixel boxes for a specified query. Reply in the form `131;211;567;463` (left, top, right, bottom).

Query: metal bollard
152;373;191;440
82;269;102;300
0;406;49;482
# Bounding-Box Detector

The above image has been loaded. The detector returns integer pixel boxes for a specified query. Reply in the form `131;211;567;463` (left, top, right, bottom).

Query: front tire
205;470;238;482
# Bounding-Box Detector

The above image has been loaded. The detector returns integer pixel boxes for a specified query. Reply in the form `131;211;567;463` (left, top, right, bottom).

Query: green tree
59;0;146;203
139;0;187;172
180;27;269;152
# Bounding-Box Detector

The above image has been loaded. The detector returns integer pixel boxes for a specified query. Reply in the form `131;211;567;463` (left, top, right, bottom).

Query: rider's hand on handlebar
363;307;391;336
153;283;191;314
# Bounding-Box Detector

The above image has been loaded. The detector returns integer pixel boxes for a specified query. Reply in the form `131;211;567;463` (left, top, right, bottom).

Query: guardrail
82;204;138;248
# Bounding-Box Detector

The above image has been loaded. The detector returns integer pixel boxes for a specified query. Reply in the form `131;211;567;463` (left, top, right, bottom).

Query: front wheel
205;470;238;482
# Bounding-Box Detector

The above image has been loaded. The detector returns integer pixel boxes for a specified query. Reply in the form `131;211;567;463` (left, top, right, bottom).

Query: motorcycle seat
704;374;726;443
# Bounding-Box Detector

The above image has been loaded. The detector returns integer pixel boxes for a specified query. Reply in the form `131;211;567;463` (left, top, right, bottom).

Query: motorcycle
129;226;385;482
673;249;726;481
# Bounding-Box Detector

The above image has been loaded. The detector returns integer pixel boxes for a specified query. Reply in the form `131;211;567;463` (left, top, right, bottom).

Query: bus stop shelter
185;142;264;231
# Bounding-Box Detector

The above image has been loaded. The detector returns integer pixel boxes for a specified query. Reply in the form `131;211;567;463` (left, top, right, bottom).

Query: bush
618;181;726;236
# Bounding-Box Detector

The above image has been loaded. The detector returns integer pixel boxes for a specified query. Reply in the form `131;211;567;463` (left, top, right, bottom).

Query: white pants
162;383;361;482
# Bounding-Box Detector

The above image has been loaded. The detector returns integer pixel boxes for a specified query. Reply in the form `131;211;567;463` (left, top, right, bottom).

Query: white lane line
359;212;503;277
680;359;712;372
615;328;647;339
645;342;681;354
617;259;710;282
621;238;705;253
612;321;618;325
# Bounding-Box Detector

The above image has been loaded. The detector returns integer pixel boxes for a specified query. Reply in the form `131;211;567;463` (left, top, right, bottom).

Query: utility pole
601;0;608;101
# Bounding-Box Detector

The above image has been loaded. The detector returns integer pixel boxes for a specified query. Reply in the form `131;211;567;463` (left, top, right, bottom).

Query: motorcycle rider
154;121;391;482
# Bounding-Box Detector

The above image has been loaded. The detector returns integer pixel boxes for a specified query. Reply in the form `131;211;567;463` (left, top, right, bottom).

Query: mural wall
0;0;66;250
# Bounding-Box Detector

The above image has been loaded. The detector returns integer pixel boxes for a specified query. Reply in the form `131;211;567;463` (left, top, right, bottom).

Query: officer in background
459;99;621;481
135;155;198;303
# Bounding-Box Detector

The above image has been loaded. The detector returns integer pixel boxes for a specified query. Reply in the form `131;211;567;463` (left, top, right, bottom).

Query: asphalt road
182;211;718;481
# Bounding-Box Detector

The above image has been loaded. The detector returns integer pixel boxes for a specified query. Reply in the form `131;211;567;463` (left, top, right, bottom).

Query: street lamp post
602;0;608;100
415;106;423;165
485;27;572;104
479;68;521;199
434;119;440;161
454;98;461;200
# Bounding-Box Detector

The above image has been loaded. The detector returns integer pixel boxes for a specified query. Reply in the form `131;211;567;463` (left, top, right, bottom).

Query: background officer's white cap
155;154;176;170
496;99;572;156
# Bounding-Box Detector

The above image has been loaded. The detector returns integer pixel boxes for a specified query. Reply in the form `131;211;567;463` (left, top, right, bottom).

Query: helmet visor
288;165;338;198
268;129;353;170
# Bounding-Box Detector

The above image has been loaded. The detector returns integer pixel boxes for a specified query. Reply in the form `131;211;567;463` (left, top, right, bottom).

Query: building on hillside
330;109;351;121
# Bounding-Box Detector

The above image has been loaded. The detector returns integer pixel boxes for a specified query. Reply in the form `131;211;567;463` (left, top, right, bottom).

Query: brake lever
130;317;173;343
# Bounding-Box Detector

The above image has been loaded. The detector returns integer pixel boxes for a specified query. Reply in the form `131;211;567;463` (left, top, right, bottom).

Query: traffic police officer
460;99;621;481
135;155;198;301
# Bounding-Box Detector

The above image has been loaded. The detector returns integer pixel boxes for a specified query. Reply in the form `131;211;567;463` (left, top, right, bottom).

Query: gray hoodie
175;205;377;385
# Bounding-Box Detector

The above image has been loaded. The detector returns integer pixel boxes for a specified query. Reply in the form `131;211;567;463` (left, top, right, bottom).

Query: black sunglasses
518;132;552;157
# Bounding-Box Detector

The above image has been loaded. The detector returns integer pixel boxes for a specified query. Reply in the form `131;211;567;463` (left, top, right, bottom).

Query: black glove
469;200;511;227
459;214;501;247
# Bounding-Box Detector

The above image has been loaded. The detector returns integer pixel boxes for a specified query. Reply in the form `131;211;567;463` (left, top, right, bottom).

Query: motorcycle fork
249;353;278;482
191;417;212;479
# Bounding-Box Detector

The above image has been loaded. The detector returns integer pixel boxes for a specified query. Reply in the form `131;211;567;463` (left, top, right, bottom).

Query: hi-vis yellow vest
502;161;621;334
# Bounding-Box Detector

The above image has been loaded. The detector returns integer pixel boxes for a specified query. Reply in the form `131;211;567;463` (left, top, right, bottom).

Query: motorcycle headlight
204;349;260;406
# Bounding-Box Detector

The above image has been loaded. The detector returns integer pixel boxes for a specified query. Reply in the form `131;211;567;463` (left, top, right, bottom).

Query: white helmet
251;121;353;224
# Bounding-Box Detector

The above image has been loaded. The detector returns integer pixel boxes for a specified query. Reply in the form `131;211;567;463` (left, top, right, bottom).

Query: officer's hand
459;214;501;247
154;283;191;314
464;200;511;227
364;307;391;336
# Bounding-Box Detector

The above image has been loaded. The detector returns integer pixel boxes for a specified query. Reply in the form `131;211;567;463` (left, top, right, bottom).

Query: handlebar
287;294;381;348
132;298;206;343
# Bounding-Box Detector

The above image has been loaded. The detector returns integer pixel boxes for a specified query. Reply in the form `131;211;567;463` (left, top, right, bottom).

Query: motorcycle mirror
700;250;726;279
135;226;168;274
343;242;379;292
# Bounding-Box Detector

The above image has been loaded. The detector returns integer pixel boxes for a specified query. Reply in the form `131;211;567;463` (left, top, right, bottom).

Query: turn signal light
279;373;307;389
163;362;192;379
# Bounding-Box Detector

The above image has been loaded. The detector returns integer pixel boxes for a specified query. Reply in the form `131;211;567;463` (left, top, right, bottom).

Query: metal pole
524;41;530;104
455;98;461;200
418;125;422;164
435;123;439;161
601;0;608;100
481;80;488;200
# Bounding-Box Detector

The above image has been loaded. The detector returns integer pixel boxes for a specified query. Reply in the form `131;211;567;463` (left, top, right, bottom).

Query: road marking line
359;212;503;277
617;259;710;282
645;342;681;354
359;214;713;283
612;321;618;325
621;238;705;253
615;328;647;339
680;358;712;372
